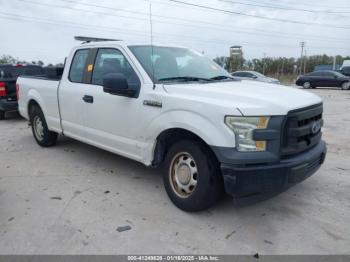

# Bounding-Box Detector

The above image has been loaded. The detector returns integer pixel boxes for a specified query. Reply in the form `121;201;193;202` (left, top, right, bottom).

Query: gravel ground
0;87;349;255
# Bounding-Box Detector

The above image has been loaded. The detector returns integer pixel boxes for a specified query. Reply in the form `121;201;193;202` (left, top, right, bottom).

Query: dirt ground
0;87;349;255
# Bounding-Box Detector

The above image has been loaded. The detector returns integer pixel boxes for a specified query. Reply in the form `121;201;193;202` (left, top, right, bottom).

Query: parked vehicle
296;70;350;90
339;66;350;77
17;37;327;211
0;64;44;120
231;70;280;84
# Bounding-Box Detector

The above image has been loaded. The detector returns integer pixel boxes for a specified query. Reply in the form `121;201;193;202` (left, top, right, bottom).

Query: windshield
128;45;232;83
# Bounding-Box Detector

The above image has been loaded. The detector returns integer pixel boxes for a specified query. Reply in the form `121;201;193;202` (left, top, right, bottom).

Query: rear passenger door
82;47;144;161
59;48;91;140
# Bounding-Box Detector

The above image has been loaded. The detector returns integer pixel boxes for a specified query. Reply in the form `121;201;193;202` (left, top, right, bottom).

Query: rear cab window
69;49;89;83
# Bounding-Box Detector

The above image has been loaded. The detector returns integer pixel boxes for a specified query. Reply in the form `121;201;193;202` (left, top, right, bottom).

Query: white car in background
232;70;280;84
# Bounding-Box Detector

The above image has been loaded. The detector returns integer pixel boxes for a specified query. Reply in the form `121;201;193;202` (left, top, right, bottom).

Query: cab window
69;49;89;83
91;48;140;87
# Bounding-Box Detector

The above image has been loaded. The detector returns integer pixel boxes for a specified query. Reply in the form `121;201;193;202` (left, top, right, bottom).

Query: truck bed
17;75;62;133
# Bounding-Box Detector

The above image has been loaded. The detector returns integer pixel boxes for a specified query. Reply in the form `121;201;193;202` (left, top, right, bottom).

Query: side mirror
103;73;135;97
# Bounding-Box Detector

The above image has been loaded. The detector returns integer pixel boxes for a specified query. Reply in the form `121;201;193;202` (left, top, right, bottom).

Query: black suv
0;64;44;120
340;66;350;77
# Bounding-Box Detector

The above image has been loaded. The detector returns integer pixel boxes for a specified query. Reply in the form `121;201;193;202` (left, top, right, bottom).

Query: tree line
214;54;350;77
0;54;49;67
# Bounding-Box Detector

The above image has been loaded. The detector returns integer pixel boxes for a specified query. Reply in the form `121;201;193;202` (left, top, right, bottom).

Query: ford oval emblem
311;121;321;134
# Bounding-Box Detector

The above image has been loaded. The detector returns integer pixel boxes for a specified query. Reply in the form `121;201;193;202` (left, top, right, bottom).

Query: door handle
82;95;93;103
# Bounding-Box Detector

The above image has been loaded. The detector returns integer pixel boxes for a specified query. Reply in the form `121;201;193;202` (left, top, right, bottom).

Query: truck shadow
1;111;25;122
55;134;293;212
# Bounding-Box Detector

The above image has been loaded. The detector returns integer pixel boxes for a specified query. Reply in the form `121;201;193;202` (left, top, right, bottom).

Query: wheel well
28;100;41;118
152;128;218;167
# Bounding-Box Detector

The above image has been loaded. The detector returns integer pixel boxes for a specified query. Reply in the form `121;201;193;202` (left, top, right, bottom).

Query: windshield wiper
158;76;212;82
210;75;234;81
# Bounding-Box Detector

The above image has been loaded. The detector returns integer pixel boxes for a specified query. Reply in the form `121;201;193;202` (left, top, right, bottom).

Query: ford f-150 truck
17;37;327;211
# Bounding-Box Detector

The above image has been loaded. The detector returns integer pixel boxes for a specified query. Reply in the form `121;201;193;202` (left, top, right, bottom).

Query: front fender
145;110;235;148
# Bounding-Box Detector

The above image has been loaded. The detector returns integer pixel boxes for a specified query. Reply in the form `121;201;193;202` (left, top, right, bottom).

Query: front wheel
0;110;4;120
163;140;223;211
341;82;350;90
303;82;311;89
30;105;58;147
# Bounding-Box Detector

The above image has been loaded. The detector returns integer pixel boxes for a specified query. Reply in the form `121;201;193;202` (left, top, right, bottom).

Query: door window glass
92;48;139;86
69;49;89;83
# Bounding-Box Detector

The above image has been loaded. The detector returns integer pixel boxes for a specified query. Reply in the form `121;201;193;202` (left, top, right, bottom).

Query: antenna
149;1;156;89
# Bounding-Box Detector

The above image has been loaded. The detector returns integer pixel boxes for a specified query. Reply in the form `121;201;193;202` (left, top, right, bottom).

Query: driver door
81;48;144;161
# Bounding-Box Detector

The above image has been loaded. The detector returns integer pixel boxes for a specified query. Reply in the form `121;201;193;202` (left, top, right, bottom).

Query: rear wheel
303;82;311;89
0;110;4;120
341;82;350;90
163;140;223;211
29;105;57;147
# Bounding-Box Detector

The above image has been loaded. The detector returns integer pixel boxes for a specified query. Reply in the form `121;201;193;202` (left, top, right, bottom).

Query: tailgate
2;79;17;101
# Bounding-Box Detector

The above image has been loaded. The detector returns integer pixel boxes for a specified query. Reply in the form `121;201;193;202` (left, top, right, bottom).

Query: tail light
16;83;20;101
0;82;6;97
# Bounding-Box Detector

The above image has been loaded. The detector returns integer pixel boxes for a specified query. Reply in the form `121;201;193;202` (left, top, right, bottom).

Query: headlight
225;116;270;152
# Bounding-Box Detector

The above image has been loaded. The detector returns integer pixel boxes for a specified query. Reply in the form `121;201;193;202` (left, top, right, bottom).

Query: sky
0;0;349;65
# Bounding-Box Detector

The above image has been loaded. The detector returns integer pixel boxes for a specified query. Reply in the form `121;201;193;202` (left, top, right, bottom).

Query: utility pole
263;52;266;75
303;49;307;74
299;41;305;75
333;56;336;70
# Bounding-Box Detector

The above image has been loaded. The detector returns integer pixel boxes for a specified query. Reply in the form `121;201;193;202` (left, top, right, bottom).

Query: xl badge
311;121;321;134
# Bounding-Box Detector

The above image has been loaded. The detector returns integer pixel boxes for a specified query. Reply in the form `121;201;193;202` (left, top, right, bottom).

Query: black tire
162;140;223;212
302;82;311;89
0;110;4;120
29;105;57;147
341;81;350;90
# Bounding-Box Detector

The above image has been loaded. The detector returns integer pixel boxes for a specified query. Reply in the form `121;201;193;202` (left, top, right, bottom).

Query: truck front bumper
219;141;327;197
0;98;18;112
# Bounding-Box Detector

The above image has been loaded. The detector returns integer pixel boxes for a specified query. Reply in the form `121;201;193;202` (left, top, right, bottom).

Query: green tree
0;55;16;64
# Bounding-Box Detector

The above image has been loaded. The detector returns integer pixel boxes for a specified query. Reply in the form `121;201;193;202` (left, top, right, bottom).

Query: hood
163;80;322;116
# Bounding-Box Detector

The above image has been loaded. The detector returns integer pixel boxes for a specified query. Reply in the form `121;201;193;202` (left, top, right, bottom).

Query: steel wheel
169;152;198;198
303;82;311;89
33;115;44;141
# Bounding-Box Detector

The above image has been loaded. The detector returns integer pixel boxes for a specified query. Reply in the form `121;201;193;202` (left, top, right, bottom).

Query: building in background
314;64;341;72
229;46;243;72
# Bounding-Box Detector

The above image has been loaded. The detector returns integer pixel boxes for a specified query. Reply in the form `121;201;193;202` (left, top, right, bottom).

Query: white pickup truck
17;37;327;211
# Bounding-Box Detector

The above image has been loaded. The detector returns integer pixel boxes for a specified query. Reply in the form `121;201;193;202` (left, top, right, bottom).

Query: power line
218;0;350;15
258;0;350;10
16;0;350;43
0;12;349;53
167;0;350;29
